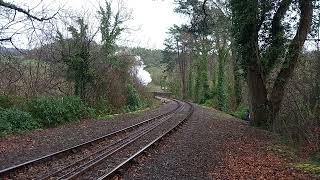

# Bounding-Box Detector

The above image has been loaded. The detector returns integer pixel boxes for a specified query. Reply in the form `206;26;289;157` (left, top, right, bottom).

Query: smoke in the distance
134;56;152;85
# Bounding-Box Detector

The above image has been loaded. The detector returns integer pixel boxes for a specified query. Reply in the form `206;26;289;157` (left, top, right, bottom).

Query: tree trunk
242;5;270;127
187;65;193;99
178;55;187;99
217;47;227;111
233;58;242;108
315;52;320;119
194;59;201;103
270;0;312;122
247;62;270;127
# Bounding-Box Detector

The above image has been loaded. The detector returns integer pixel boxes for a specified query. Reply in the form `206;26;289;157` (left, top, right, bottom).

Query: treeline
0;1;152;136
163;0;319;152
163;1;243;112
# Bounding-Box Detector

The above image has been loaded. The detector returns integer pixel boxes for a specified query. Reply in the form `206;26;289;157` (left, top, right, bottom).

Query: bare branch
0;0;58;21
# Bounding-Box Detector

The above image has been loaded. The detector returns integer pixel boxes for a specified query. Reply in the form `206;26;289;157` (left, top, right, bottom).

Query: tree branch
270;0;313;118
257;1;272;31
202;0;208;27
0;37;12;42
0;0;57;21
263;0;292;75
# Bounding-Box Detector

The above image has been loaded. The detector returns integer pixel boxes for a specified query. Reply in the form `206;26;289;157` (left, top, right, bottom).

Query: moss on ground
292;163;320;175
268;145;298;161
269;144;320;176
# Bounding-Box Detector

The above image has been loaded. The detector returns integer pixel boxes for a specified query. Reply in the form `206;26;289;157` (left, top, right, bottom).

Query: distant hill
128;47;163;68
0;47;27;57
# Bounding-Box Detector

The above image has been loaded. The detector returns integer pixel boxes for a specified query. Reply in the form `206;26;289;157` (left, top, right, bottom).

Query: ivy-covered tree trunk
178;54;187;99
217;47;227;111
194;40;210;103
58;18;92;101
315;52;320;123
230;0;270;127
232;47;242;108
247;62;270;127
237;10;272;127
231;0;312;128
200;52;209;103
269;0;313;121
194;58;201;103
187;65;193;100
74;62;89;100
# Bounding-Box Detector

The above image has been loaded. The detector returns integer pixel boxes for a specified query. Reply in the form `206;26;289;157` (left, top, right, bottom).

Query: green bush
0;108;40;136
26;96;93;127
202;99;217;108
94;99;114;115
126;84;143;111
231;106;249;120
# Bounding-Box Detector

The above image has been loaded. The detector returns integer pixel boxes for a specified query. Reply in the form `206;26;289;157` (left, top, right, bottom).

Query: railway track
0;99;194;180
98;101;194;180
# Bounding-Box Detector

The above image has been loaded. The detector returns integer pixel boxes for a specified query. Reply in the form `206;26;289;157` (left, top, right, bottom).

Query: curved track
0;99;180;178
0;99;194;180
98;101;194;180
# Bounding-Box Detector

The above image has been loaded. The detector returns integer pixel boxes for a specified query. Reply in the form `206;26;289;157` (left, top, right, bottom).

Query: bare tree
0;0;60;48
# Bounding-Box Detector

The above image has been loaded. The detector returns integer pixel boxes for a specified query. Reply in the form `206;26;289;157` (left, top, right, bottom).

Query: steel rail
97;102;194;180
40;102;185;180
62;102;186;180
0;99;180;177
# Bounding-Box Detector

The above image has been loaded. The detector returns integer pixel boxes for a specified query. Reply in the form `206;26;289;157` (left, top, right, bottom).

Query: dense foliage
0;0;154;137
230;0;313;128
0;108;40;136
162;0;319;155
0;96;93;136
26;96;93;127
126;84;143;111
129;47;163;68
163;0;235;112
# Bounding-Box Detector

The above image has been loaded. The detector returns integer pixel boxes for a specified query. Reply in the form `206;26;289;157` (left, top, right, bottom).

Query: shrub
26;96;93;127
202;99;217;108
0;108;40;136
231;106;249;120
126;84;143;111
94;99;114;115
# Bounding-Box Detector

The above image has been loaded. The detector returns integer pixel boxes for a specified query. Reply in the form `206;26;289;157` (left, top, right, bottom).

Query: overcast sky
12;0;184;50
123;0;185;49
7;0;185;84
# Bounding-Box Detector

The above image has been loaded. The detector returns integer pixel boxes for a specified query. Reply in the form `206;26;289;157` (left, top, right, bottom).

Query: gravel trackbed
0;102;316;179
122;104;316;180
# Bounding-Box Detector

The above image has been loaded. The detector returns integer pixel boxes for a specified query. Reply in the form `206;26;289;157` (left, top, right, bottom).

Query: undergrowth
230;105;249;120
0;93;157;137
0;108;41;137
26;96;94;127
0;96;94;137
270;144;320;175
292;163;320;175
